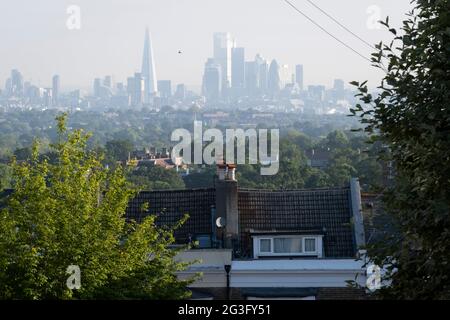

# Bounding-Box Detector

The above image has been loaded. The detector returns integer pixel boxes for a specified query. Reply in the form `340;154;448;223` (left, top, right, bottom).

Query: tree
105;139;134;163
13;147;33;161
326;154;357;187
127;165;185;190
351;0;450;299
0;163;12;191
0;114;193;299
323;130;349;150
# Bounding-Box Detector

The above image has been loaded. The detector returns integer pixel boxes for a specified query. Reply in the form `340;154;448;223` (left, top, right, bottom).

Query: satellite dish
216;217;226;228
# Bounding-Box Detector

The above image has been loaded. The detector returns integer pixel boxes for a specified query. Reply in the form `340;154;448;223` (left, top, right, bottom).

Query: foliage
0;114;193;299
127;165;185;190
0;163;12;191
105;139;134;164
350;0;450;299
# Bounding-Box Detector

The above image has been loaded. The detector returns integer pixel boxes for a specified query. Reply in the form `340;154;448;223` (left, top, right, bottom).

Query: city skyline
1;30;356;98
0;0;412;91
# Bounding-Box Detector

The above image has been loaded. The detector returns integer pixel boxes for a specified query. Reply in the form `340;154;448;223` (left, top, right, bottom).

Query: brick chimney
215;164;239;251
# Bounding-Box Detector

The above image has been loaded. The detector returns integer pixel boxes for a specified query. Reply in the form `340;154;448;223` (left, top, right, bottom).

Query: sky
0;0;413;93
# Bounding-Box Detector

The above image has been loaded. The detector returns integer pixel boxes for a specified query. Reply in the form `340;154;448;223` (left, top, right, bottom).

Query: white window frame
258;238;272;253
303;237;317;253
253;235;323;258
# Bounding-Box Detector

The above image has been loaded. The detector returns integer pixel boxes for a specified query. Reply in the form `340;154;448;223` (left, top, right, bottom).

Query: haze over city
1;0;449;305
1;0;412;92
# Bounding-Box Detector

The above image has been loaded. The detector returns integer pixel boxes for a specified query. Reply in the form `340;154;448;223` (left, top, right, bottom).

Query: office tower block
175;84;186;100
333;79;345;100
308;85;326;102
116;82;125;94
132;72;145;106
295;64;304;91
202;58;222;101
11;69;24;97
255;54;269;94
268;59;281;94
280;64;291;88
4;78;12;97
245;61;258;95
93;78;101;97
43;88;53;108
157;80;172;98
141;28;158;104
52;75;60;107
103;75;112;88
213;32;233;93
231;47;245;94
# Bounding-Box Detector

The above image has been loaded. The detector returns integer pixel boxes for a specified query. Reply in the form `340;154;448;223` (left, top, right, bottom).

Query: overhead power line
304;0;375;50
283;0;372;64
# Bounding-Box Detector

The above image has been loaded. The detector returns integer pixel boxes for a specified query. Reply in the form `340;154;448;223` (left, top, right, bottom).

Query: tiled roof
125;188;216;243
238;188;355;258
125;186;357;258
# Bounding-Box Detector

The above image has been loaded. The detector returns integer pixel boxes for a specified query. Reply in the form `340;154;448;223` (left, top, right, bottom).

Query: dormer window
252;235;323;258
259;239;272;253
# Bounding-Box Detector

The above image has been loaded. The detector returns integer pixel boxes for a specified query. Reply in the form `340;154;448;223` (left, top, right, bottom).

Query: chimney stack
215;164;239;251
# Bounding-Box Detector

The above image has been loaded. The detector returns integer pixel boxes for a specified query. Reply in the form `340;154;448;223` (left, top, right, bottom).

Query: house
305;148;330;169
126;164;368;300
126;146;185;170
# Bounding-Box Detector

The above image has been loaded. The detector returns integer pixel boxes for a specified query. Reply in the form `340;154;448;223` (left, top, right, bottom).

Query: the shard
141;28;157;103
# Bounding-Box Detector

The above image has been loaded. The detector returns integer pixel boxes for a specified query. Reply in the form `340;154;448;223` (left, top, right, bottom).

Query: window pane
304;238;316;252
274;238;302;253
260;239;271;252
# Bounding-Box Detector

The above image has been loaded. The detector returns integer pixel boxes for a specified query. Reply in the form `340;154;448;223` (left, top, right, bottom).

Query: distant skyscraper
308;85;326;102
132;72;145;106
11;69;24;97
268;60;281;95
333;79;345;100
245;61;258;95
295;65;304;91
202;58;222;101
175;84;186;100
141;28;158;103
279;64;291;88
52;75;60;107
231;47;245;93
43;88;53;108
93;78;101;97
213;32;233;93
116;82;125;95
103;75;112;88
157;80;172;98
4;78;12;97
255;54;268;94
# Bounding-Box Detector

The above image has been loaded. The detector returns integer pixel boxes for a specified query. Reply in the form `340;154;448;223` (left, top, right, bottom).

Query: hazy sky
0;0;413;92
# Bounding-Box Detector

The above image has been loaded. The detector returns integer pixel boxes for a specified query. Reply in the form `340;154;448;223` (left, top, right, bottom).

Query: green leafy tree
0;114;193;299
0;163;12;191
323;130;350;150
326;154;357;187
13;147;33;161
351;0;450;299
105;139;134;163
127;165;185;190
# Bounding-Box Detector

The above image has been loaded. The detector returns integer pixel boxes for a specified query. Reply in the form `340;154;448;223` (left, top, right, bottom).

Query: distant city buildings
141;28;158;104
231;47;245;96
1;30;356;114
52;75;60;107
295;64;304;91
213;32;233;93
268;59;281;95
202;58;222;101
